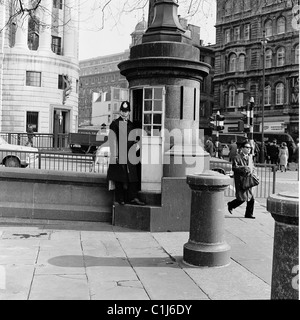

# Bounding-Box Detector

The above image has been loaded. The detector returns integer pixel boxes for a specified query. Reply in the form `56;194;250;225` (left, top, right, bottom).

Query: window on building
26;71;41;87
229;86;236;107
229;54;237;72
53;0;63;9
143;87;164;137
275;83;284;105
244;24;250;40
244;0;251;11
265;85;271;105
233;27;240;41
265;49;272;68
233;1;240;13
277;47;285;66
239;54;245;71
295;44;299;64
238;92;244;107
51;36;62;55
265;20;273;37
28;17;39;50
26;112;39;132
277;17;285;34
225;29;231;43
58;74;70;89
225;0;232;15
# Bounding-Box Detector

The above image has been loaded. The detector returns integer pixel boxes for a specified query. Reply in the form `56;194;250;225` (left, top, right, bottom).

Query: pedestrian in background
107;101;145;206
205;137;215;157
227;140;256;219
228;140;238;162
278;142;289;172
268;139;280;171
25;124;35;147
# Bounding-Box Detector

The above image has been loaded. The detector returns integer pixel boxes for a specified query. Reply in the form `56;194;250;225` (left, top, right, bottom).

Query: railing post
267;192;299;300
184;170;231;267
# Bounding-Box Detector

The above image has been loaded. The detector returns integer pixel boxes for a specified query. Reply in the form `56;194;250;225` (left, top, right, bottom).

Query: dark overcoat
107;117;139;183
232;152;254;202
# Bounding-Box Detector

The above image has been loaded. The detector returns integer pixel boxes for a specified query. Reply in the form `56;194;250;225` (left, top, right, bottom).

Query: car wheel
5;157;21;167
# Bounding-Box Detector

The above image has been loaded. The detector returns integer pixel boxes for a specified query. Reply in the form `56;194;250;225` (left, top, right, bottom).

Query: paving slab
0;265;34;300
182;259;271;300
29;274;90;300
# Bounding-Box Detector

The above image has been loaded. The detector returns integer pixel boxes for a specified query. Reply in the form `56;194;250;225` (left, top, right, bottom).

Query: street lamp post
261;30;266;163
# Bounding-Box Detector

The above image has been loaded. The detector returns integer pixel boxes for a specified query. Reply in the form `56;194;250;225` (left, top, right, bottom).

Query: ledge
0;167;108;186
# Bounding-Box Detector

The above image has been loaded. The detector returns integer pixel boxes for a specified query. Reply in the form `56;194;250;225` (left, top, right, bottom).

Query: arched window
275;83;284;105
277;47;285;66
229;86;236;107
239;54;245;71
265;49;272;68
265;20;273;37
277;17;285;34
229;53;237;72
265;85;271;105
295;44;299;64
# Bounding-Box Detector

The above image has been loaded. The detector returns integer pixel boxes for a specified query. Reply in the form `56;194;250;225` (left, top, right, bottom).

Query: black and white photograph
0;0;299;304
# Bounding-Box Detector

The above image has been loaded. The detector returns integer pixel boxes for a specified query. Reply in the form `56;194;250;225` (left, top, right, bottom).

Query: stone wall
0;168;113;222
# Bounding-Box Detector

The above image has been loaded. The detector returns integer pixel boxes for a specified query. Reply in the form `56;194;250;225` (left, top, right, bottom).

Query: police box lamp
209;111;225;131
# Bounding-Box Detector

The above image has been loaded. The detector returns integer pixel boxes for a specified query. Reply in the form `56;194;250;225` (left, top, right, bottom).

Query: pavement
0;196;276;302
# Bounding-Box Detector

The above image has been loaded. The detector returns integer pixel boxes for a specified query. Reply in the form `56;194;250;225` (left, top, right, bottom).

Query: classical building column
63;0;77;58
38;0;53;52
14;0;29;50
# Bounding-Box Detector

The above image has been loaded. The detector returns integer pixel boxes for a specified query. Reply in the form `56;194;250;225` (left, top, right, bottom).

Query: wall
0;168;113;222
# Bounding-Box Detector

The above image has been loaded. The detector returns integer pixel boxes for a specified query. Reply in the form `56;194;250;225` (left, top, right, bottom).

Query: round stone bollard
183;170;231;267
267;192;299;300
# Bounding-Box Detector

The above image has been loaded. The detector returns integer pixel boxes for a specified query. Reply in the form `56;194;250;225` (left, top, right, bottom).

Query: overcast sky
78;0;216;61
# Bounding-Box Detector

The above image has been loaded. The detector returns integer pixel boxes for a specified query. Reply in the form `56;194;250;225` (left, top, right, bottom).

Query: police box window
26;71;41;87
27;111;38;132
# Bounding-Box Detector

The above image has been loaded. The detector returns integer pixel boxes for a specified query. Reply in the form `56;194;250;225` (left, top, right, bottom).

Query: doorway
53;109;69;149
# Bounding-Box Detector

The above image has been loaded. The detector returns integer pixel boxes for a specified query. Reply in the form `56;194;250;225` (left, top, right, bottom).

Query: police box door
131;86;165;192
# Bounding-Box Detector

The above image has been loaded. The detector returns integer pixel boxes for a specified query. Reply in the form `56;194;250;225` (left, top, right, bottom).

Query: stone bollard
183;170;231;267
267;192;299;300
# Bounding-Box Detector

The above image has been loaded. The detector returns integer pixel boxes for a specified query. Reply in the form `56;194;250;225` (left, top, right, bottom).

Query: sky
78;0;217;61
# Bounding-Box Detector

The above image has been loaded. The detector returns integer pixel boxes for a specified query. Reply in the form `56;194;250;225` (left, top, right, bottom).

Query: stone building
214;0;299;140
0;0;80;135
78;18;149;127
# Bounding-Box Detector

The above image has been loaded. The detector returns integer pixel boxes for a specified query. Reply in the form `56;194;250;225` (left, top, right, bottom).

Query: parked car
209;157;233;176
0;136;38;168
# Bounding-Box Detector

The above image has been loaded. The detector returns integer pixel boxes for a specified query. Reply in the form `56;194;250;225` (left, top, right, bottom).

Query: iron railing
1;148;276;198
0;149;108;174
225;164;276;199
1;132;69;150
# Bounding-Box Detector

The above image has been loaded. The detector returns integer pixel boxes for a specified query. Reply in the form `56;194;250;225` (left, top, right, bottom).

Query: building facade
214;0;299;140
0;0;80;135
78;18;149;127
78;51;130;127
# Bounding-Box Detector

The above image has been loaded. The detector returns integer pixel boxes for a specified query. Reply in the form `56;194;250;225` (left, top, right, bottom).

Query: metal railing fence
1;148;276;198
0;149;108;174
1;132;69;150
224;163;276;199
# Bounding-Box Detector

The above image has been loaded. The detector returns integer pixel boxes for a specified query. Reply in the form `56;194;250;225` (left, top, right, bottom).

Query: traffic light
216;112;225;131
209;112;225;131
209;114;216;129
